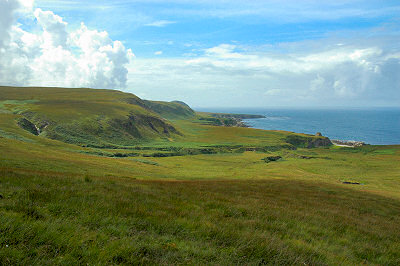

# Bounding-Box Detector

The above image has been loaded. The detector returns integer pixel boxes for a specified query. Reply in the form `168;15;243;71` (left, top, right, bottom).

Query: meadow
1;86;400;264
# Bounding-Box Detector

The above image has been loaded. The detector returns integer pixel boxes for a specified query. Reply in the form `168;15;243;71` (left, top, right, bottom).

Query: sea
195;107;400;145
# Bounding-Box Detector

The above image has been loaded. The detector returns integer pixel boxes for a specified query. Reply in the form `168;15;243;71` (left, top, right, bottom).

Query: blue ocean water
195;107;400;145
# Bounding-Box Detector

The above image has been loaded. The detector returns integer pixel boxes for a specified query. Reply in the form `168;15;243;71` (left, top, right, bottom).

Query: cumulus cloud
127;40;400;107
34;8;68;48
0;0;134;89
0;0;20;48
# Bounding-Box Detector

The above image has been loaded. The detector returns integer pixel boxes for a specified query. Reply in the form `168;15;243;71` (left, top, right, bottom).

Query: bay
195;107;400;145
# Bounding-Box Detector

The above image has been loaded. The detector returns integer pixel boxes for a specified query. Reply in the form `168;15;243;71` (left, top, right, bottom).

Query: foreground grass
1;169;400;265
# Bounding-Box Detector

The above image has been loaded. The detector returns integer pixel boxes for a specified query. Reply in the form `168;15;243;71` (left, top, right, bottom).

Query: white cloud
0;0;134;89
1;0;399;108
0;0;20;48
144;20;176;27
127;40;400;107
204;44;249;59
34;8;68;48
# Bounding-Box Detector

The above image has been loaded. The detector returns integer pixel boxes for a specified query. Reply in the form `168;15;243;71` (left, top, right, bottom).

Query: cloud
0;0;20;48
127;39;400;107
34;8;68;48
0;0;134;89
144;20;176;27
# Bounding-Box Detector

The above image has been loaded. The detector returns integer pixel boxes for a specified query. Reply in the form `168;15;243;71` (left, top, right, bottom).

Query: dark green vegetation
1;86;400;265
262;155;282;163
208;112;265;119
196;112;265;127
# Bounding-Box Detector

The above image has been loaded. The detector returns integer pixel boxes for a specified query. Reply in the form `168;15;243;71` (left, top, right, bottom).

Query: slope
0;86;400;264
0;86;188;147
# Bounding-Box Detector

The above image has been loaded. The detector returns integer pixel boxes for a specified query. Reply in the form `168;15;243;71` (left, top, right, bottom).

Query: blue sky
34;0;400;57
1;0;400;107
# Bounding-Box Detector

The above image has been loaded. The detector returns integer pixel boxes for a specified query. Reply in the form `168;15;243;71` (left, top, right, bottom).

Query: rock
332;140;367;147
309;138;332;148
315;132;322;136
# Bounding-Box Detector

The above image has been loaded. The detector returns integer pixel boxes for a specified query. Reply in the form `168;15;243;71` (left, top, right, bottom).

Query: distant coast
197;112;265;127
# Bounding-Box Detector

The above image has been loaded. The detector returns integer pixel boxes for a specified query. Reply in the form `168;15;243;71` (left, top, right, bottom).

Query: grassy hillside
143;100;195;119
1;86;399;264
0;86;192;147
0;86;330;150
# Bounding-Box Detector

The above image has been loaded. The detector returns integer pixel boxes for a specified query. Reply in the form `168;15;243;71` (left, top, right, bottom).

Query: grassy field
1;86;400;264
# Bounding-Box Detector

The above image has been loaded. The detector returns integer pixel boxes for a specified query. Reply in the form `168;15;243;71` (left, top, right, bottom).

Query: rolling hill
1;86;399;265
0;86;195;147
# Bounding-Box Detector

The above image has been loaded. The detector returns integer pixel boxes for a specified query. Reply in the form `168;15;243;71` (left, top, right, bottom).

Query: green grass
372;149;396;155
1;170;400;265
1;86;400;264
0;86;186;147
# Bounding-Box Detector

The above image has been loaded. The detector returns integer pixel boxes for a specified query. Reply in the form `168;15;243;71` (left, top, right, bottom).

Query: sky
0;0;400;107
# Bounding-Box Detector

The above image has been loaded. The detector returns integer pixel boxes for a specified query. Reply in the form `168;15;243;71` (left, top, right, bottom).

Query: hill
143;100;195;119
0;86;195;147
0;86;330;150
1;86;399;265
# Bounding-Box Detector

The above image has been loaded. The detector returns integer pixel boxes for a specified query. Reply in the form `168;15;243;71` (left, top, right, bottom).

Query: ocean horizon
195;107;400;145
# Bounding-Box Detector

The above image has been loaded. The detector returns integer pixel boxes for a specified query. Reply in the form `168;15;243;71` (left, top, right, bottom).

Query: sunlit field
1;87;400;264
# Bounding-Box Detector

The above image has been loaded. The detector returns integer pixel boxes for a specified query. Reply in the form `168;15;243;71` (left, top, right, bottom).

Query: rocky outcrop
331;140;366;147
309;137;333;148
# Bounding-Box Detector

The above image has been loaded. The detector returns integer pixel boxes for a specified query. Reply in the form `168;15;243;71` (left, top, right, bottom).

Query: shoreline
242;118;372;147
221;112;399;146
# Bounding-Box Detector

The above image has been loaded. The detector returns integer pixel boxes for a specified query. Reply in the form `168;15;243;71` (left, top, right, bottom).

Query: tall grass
1;86;400;264
1;169;399;264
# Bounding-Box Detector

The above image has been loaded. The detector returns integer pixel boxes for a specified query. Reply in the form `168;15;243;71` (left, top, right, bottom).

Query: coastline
238;110;400;146
242;117;372;147
195;108;400;145
243;118;369;147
